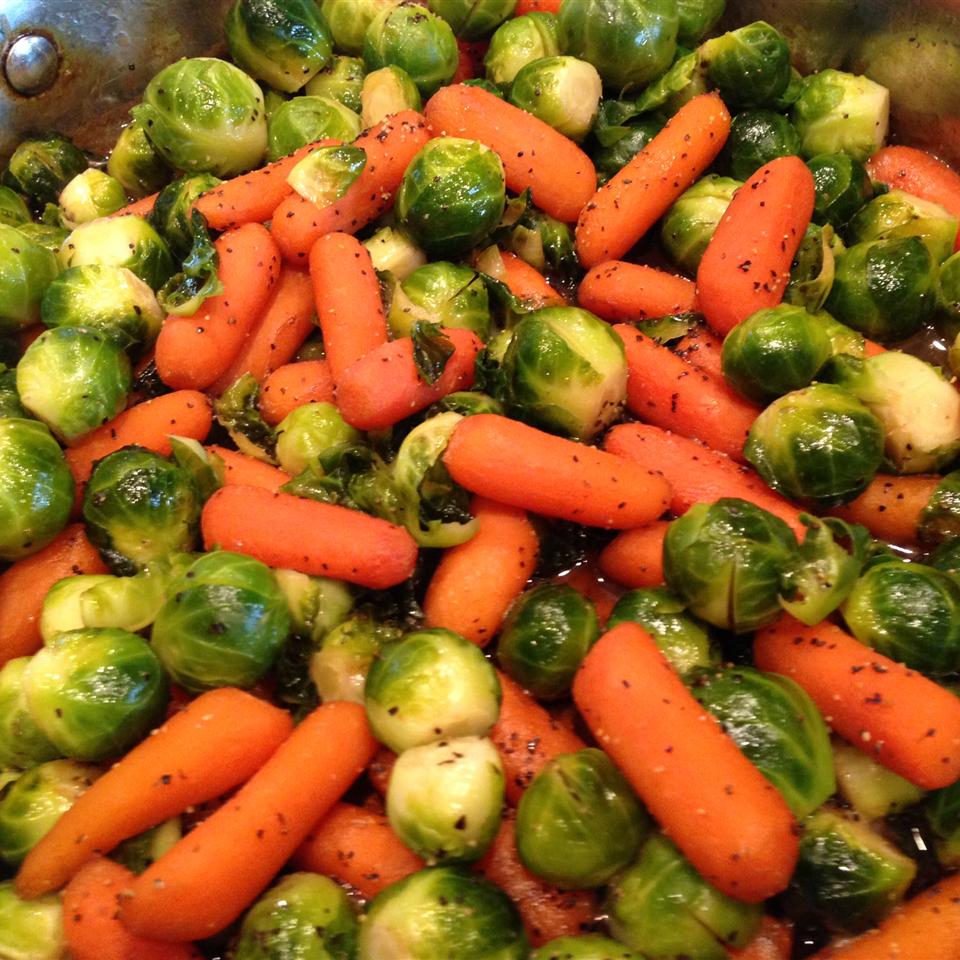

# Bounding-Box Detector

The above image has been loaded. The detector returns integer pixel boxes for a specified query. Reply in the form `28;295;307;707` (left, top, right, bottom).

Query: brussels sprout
724;110;800;182
606;834;762;959
927;774;960;868
148;174;221;259
359;866;528;959
789;808;916;933
784;223;840;314
919;470;960;549
132;58;268;177
57;169;126;229
607;587;718;677
496;583;598;700
0;186;31;228
791;69;890;162
320;0;401;55
274;569;355;645
428;0;516;40
363;2;459;97
0;659;60;771
0;760;99;865
631;48;706;116
363;226;426;280
15;222;70;260
432;391;504;417
396;137;505;257
40;573;117;642
107;120;173;200
24;628;167;761
676;0;725;46
516;748;648;888
388;735;503;863
808;153;874;230
661;175;741;276
311;614;401;703
233;872;358;959
287;143;368;209
699;21;792;110
0;881;65;960
215;374;277;463
940;249;960;325
531;936;645;960
498;207;577;280
744;384;885;506
151;551;290;690
365;628;500;753
484;12;560;88
388;262;491;340
557;0;678;91
508;56;601;144
0;364;27;418
0;224;59;331
851;190;958;269
6;133;88;207
275;402;360;476
359;66;422;128
267;95;362;162
834;741;924;821
111;816;182;875
721;304;834;403
305;56;367;113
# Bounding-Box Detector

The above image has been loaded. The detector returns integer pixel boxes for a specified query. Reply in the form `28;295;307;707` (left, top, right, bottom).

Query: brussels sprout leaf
213;374;277;462
158;210;224;317
169;436;224;502
592;98;645;148
412;320;454;384
287;144;366;208
637;311;699;344
634;50;702;114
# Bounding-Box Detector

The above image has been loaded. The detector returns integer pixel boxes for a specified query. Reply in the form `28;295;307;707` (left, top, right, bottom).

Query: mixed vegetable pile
4;0;960;957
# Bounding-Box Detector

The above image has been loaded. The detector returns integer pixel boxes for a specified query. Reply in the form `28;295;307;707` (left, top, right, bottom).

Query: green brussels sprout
275;402;360;476
0;364;28;419
484;12;560;88
496;583;598;700
132;58;268;177
107;120;173;200
148;174;221;259
40;265;164;350
0;659;60;771
940;249;960;324
499;206;577;280
274;569;355;645
791;69;890;162
721;303;834;403
24;627;167;761
498;306;627;442
919;470;960;548
363;226;426;281
744;383;885;506
724;110;800;181
233;872;359;959
57;169;126;228
834;741;924;821
111;816;182;875
363;2;459;98
396;137;505;257
0;224;59;331
929;539;960;579
606;834;762;959
789;808;916;933
429;0;516;40
508;56;602;144
287;143;367;209
516;748;648;888
15;222;70;260
0;760;99;866
151;551;290;691
305;56;367;113
691;666;835;818
661;175;741;276
360;66;422;128
928;775;960;868
40;573;117;642
358;866;528;959
0;881;65;960
267;96;362;162
320;0;401;56
6;133;87;207
388;262;491;340
699;21;792;110
676;0;725;46
531;936;645;960
0;418;73;560
607;587;718;678
663;498;798;633
808;153;874;230
388;735;504;863
0;186;31;228
310;615;401;704
432;391;504;417
784;223;840;314
365;628;501;753
557;0;678;92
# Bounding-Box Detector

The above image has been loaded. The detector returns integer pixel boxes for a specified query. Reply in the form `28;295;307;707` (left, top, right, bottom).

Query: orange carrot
368;747;397;797
864;337;887;357
579;261;698;322
453;39;486;83
697;155;816;337
729;916;793;960
500;252;566;307
63;858;202;960
110;193;159;219
425;84;596;223
492;671;586;805
475;813;598;947
830;473;941;545
573;622;799;903
271;111;431;264
310;232;389;383
598;521;669;589
424;496;539;646
201;484;418;589
515;0;563;11
155;223;281;391
65;390;213;487
0;524;108;667
259;359;335;425
867;145;960;250
294;802;424;900
121;701;377;942
674;323;725;379
553;563;623;626
334;328;482;431
207;445;292;493
576;93;731;268
754;615;960;790
16;688;292;899
613;323;760;462
604;422;805;537
444;414;671;529
809;873;960;960
209;266;316;396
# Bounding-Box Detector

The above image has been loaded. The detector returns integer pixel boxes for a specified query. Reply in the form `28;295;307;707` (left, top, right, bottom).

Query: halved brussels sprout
360;66;422;128
274;569;355;645
388;262;491;340
508;56;602;144
107;120;172;200
484;11;559;88
784;223;840;314
724;109;800;181
310;614;401;704
305;55;366;113
0;881;65;960
498;206;577;280
660;175;741;276
111;816;182;875
700;21;792;110
363;226;426;281
0;224;59;331
149;174;222;259
57;169;126;228
267;95;362;161
0;186;31;228
531;936;645;960
275;402;360;476
6;133;88;207
676;0;725;46
0;658;60;771
919;470;960;548
320;0;401;56
808;153;874;229
848;190;958;266
428;0;516;40
834;741;925;821
40;574;117;642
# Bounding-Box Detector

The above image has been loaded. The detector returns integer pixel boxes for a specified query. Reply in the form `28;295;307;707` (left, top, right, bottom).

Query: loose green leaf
412;320;455;385
157;210;224;317
287;144;366;208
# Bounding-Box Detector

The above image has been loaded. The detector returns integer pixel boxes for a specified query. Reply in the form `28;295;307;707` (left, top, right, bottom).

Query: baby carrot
576;93;732;268
423;496;539;646
579;261;698;322
453;38;485;83
500;252;566;308
368;747;397;797
697;156;816;337
110;192;159;219
754;616;960;789
206;445;291;493
829;473;941;545
120;701;377;942
674;323;725;380
573;622;800;903
444;414;671;529
309;232;389;383
597;521;669;590
424;84;596;223
201;484;418;589
16;688;292;899
259;359;335;425
515;0;562;11
294;802;424;900
155;223;281;391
